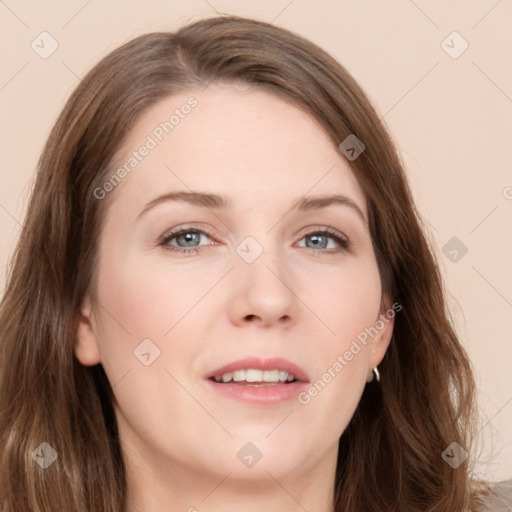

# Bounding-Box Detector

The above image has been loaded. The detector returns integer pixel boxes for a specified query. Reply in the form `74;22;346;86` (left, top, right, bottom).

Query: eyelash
158;226;350;257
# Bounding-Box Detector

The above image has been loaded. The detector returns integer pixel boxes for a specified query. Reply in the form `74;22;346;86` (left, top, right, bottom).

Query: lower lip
205;379;309;405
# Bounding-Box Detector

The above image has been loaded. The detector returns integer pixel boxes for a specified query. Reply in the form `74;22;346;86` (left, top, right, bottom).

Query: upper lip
206;356;310;382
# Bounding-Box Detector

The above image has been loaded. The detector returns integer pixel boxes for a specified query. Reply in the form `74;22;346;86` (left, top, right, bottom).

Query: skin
75;83;394;512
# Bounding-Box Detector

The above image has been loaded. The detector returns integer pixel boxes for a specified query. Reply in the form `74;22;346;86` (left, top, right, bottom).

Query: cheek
90;248;227;392
295;255;381;420
89;253;209;456
304;255;382;345
94;249;210;339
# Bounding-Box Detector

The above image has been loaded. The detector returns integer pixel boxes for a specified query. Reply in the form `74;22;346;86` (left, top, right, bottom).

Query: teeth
232;370;246;382
246;369;263;382
222;372;233;383
213;369;296;383
263;370;280;382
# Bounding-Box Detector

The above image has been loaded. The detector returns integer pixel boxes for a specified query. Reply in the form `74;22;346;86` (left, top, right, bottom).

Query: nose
227;244;298;329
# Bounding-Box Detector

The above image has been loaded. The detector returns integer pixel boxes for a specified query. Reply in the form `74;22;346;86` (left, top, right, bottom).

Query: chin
203;433;314;481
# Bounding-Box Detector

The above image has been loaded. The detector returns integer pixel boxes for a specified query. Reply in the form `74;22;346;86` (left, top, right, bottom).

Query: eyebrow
137;190;367;224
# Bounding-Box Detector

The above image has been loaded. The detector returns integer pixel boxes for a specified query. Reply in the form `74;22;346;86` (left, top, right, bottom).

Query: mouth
204;356;309;404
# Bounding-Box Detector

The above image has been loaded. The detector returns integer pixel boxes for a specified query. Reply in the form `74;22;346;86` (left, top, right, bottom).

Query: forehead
108;85;366;216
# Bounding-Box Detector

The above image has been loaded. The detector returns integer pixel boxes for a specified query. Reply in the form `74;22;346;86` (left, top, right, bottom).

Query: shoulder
469;479;512;512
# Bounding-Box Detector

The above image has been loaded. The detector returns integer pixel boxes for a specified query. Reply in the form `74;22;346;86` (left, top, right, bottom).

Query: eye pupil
178;232;200;247
307;234;327;249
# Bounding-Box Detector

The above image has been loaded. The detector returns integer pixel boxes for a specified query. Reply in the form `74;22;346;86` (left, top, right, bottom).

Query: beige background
0;0;511;481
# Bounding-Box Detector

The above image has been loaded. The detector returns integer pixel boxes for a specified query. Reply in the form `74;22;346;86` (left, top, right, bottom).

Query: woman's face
76;84;393;490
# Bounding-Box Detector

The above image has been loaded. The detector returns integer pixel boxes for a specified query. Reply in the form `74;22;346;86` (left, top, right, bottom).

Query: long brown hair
0;15;485;511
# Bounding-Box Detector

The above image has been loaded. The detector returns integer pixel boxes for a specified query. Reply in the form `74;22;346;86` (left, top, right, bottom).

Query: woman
0;15;504;511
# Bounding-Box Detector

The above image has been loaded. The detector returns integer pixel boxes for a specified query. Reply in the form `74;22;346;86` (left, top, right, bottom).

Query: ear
75;294;102;366
366;295;397;382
